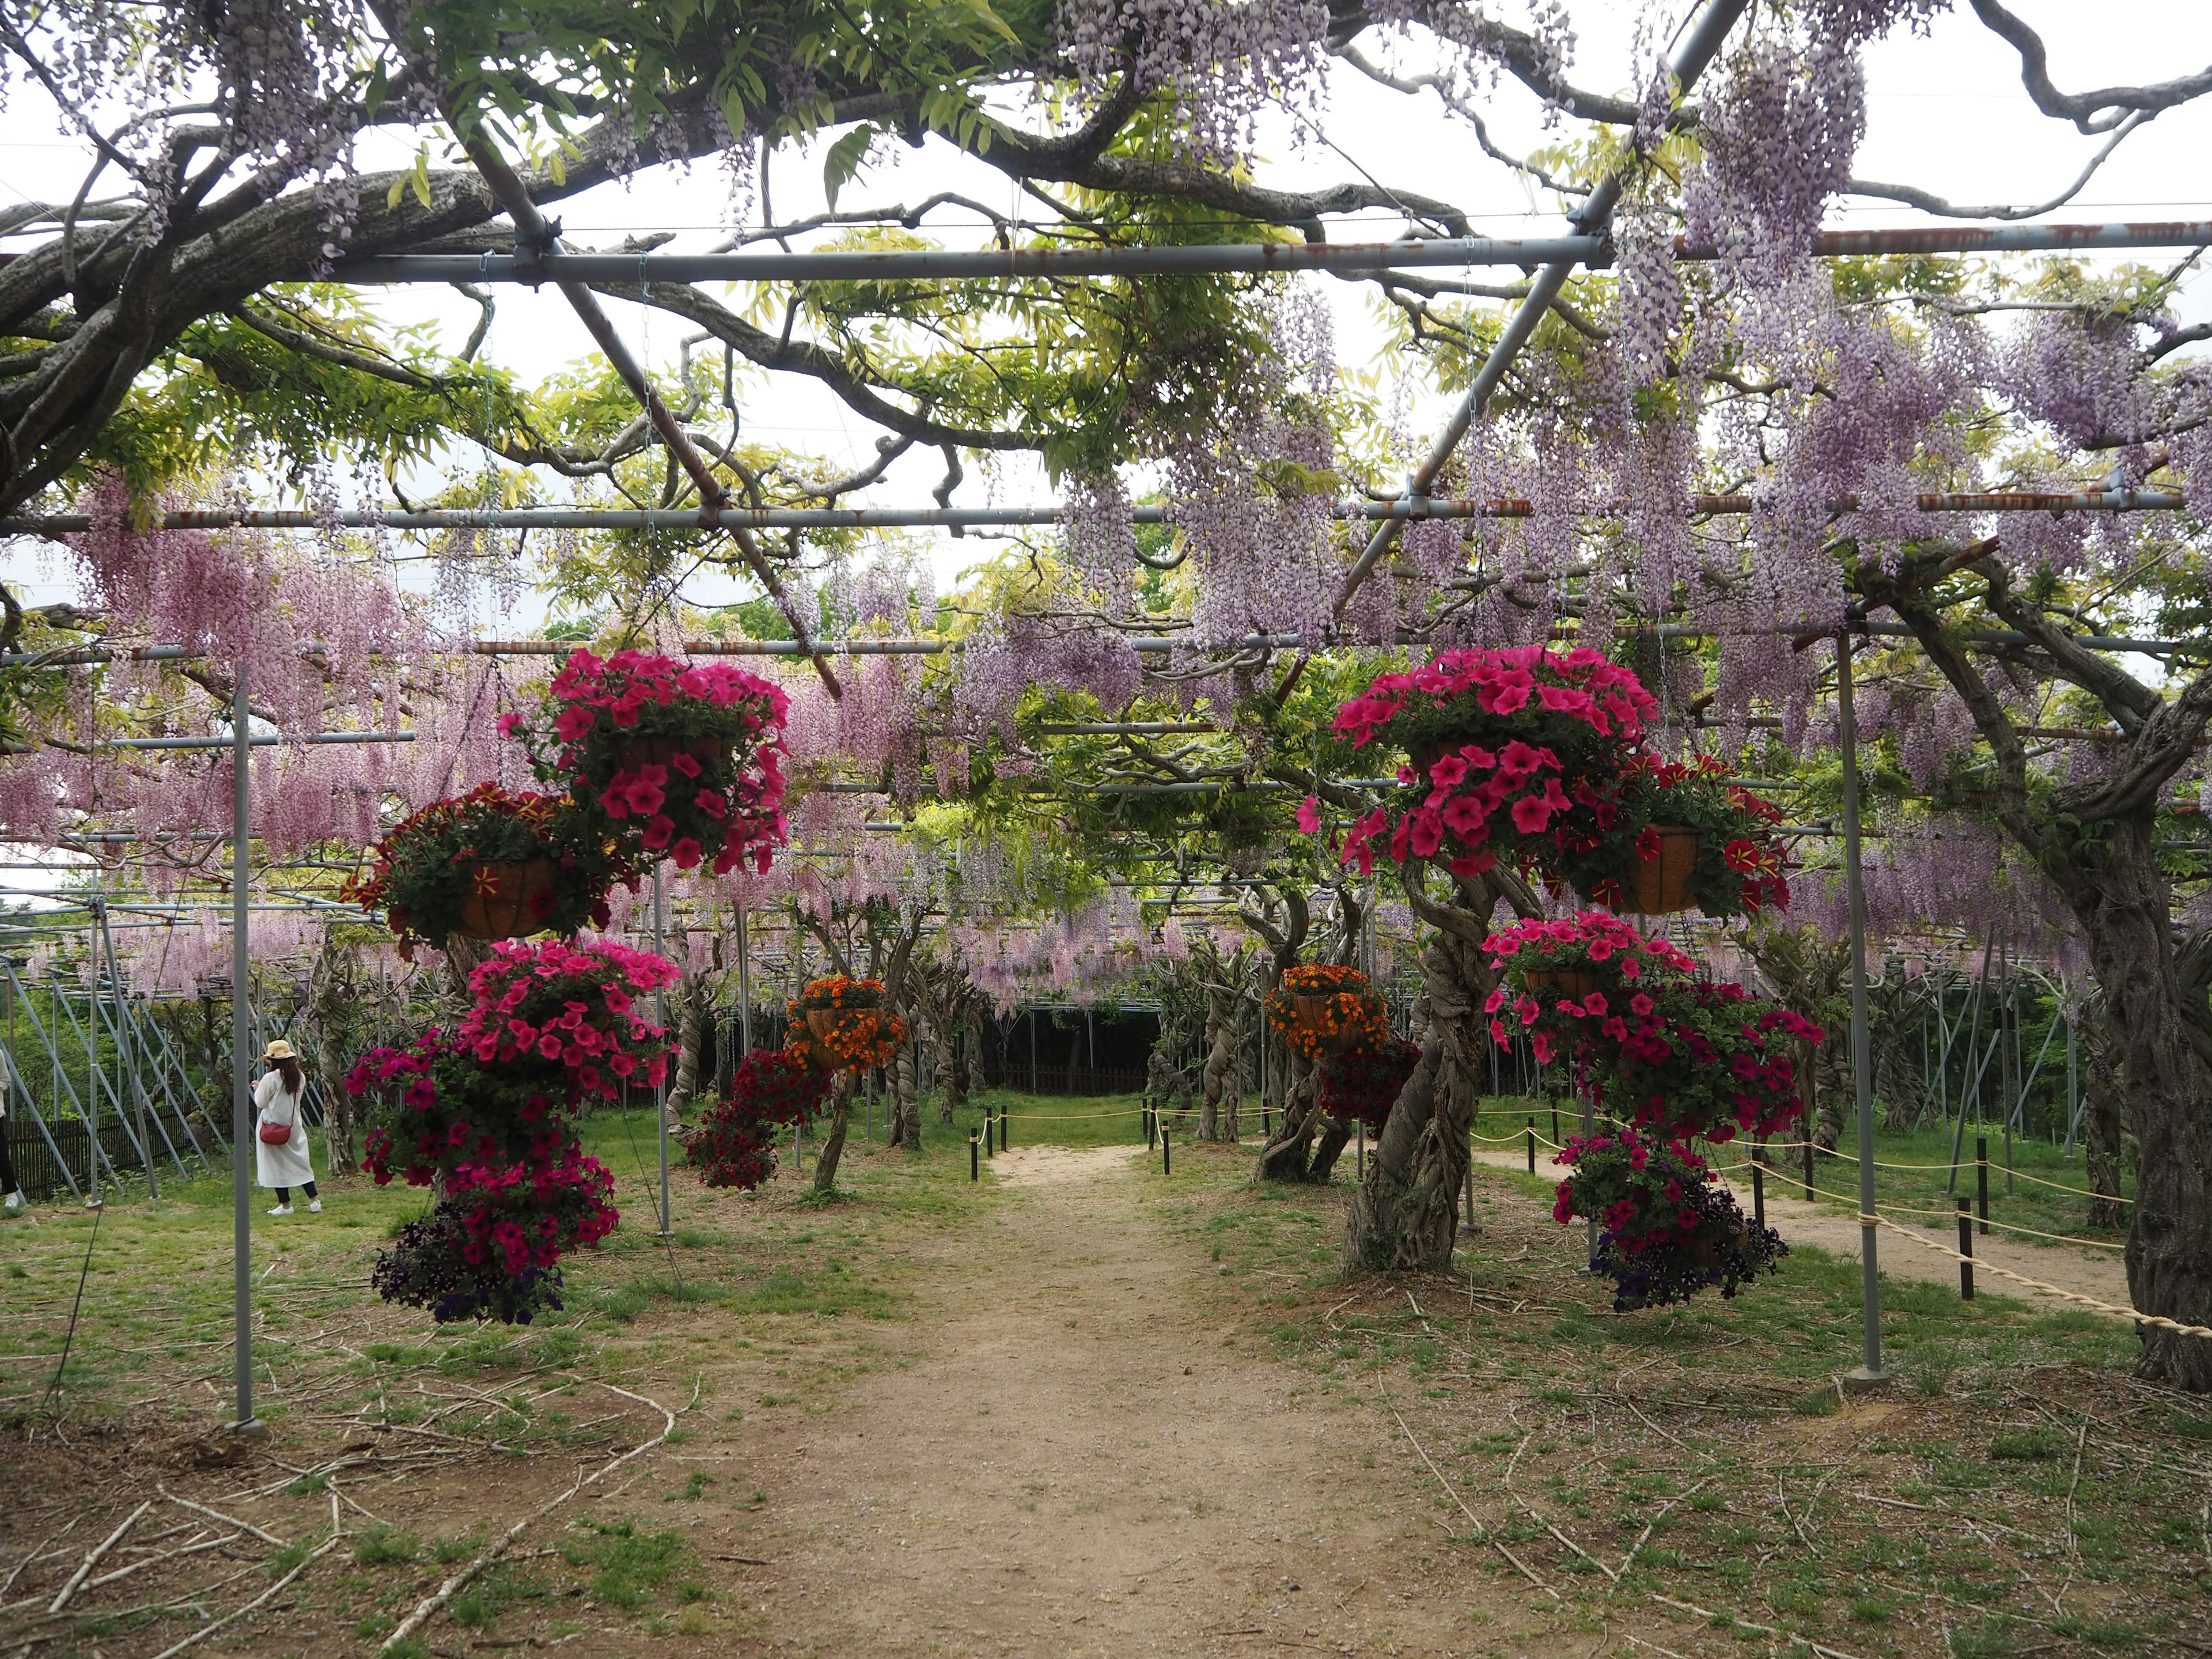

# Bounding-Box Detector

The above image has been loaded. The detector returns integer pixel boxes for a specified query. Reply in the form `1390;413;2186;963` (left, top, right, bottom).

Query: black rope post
1976;1134;1990;1236
999;1107;1009;1153
1551;1104;1560;1148
1162;1129;1171;1176
1752;1163;1765;1230
1802;1135;1814;1202
984;1112;995;1160
1526;1116;1536;1175
970;1129;979;1182
1956;1197;1974;1299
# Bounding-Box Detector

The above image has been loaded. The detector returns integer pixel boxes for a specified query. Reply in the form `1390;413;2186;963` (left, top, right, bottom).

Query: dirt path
1470;1145;2133;1312
705;1145;1569;1658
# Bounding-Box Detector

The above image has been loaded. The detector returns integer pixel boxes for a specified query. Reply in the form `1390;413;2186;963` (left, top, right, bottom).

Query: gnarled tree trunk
1199;986;1234;1142
813;1070;855;1193
890;1031;922;1148
2081;1001;2128;1231
2078;821;2212;1387
1255;1050;1324;1181
1344;865;1516;1271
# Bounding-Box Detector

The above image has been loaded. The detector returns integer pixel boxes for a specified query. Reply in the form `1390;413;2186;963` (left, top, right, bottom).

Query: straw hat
262;1040;297;1062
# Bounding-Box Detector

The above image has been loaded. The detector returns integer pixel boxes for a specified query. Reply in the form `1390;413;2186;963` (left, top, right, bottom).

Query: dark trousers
275;1181;318;1203
0;1127;18;1195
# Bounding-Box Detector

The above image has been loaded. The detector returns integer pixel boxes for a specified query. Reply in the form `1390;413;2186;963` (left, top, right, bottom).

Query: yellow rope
1870;1218;2212;1340
1769;1171;2127;1252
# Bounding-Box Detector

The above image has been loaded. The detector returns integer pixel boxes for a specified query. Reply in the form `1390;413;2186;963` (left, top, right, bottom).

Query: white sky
3;0;2210;628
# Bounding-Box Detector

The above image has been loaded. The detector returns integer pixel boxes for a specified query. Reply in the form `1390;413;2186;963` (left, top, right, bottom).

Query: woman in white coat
254;1040;320;1214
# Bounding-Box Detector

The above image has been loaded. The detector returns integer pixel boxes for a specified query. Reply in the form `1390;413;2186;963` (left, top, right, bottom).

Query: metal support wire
6;960;123;1196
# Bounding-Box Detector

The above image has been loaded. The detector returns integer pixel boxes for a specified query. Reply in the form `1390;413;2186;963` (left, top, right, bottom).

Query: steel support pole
230;665;255;1431
1838;632;1887;1388
653;862;671;1239
736;898;752;1061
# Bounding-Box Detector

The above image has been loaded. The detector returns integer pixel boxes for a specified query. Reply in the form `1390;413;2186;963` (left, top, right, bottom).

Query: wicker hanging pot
454;858;559;941
1626;825;1700;916
1521;967;1603;1001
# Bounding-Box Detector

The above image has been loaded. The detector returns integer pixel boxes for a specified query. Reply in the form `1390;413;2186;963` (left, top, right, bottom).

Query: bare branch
1967;0;2212;132
1847;107;2153;219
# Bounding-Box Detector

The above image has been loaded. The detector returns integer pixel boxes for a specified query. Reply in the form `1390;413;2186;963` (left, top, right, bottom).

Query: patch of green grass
559;1517;690;1611
353;1524;419;1566
1988;1429;2069;1461
430;1531;484;1566
1790;1385;1840;1418
450;1561;547;1628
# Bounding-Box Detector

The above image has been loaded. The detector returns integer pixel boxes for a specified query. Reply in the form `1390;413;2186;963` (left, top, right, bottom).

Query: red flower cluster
458;937;679;1100
349;935;684;1323
1317;1036;1422;1130
687;1046;830;1190
512;648;790;877
1332;647;1657;880
1316;648;1790;923
445;1156;619;1275
1332;644;1657;749
1483;911;1821;1143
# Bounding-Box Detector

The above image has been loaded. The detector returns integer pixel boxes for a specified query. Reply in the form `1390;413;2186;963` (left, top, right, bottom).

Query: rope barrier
997;1105;1148;1120
1869;1218;2212;1340
1763;1169;2127;1252
2005;1164;2134;1204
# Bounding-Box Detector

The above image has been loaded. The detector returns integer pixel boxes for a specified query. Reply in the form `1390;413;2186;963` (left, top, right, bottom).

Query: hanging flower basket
1319;1036;1422;1129
455;857;561;941
1596;758;1792;919
507;648;789;877
1521;965;1603;1001
343;783;619;947
688;1046;829;1190
1264;964;1389;1060
1319;645;1658;883
1551;1130;1787;1312
788;976;906;1073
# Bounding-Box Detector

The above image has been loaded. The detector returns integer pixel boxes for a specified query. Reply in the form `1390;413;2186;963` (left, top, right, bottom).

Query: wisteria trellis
3;0;2212;1380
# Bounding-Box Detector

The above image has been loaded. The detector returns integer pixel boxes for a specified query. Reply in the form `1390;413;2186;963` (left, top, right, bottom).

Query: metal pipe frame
2;957;120;1196
1;487;2183;539
0;1037;84;1200
47;959;153;1180
327;221;2212;286
2;608;2195;675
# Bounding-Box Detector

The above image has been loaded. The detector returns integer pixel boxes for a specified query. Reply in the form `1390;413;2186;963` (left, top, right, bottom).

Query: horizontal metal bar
1033;722;1222;735
324;222;2212;286
0;488;2184;540
107;731;414;751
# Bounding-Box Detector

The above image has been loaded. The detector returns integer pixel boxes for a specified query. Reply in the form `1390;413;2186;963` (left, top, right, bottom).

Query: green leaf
821;125;876;213
949;0;1021;43
362;62;390;123
409;154;433;210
